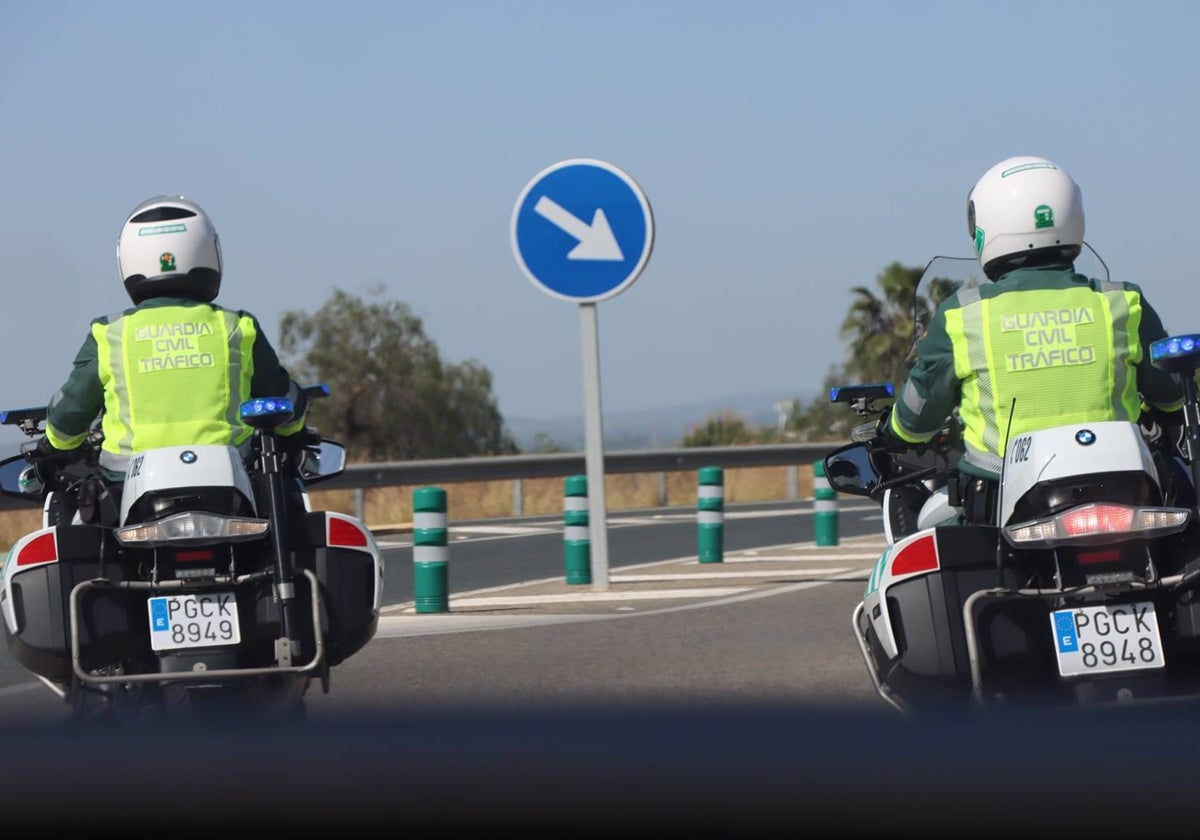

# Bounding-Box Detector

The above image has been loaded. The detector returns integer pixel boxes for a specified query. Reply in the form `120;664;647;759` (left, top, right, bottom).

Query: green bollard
563;475;592;585
697;466;724;563
412;486;449;613
814;460;839;546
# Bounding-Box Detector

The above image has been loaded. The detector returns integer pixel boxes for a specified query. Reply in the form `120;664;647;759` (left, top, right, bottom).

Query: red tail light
1005;502;1191;548
328;516;369;548
16;532;57;567
891;534;939;576
176;550;214;562
1062;505;1133;537
1076;549;1122;565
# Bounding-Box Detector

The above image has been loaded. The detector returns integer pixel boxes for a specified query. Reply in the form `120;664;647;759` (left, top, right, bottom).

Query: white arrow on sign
533;196;624;261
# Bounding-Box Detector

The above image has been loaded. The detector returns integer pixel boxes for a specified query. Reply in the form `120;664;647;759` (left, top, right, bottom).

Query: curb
369;522;414;535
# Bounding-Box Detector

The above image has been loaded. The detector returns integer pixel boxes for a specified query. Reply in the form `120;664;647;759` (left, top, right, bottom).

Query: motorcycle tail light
176;549;214;562
1076;548;1121;565
1003;503;1191;548
115;511;269;548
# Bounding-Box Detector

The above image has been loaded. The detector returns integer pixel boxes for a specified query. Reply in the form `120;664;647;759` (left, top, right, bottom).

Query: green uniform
888;265;1184;480
45;297;305;476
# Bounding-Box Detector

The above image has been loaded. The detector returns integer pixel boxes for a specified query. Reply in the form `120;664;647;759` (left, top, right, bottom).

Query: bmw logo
1075;429;1096;446
180;450;198;464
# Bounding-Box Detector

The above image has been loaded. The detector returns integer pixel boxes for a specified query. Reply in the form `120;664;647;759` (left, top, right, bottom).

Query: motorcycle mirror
0;454;39;502
300;440;347;484
824;442;881;497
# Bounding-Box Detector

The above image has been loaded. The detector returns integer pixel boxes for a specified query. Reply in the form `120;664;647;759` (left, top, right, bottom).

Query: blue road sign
510;159;654;303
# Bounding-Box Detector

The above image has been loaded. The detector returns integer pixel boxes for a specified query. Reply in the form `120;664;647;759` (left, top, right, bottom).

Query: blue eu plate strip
1054;611;1078;653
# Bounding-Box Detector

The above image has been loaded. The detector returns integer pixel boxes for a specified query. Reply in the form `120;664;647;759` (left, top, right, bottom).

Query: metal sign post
510;158;655;590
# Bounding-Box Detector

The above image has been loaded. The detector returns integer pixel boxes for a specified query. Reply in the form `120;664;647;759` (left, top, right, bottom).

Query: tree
840;261;926;387
278;285;517;461
681;411;764;447
528;432;568;453
784;261;965;440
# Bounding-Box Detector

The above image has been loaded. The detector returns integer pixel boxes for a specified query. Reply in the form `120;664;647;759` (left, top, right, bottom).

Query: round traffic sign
510;158;654;303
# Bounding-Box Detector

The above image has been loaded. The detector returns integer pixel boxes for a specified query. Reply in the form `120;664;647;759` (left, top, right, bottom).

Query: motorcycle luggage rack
960;577;1183;706
67;568;326;688
851;601;908;714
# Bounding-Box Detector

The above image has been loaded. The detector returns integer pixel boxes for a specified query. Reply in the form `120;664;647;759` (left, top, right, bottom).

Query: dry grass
307;465;811;524
0;465;815;551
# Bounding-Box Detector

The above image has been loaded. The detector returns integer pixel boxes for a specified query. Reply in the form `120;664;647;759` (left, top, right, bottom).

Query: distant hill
504;390;815;452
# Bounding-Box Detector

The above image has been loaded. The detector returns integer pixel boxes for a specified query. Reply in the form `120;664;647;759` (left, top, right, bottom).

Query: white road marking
444;587;752;607
724;553;882;562
372;567;872;637
449;524;559;536
611;568;850;581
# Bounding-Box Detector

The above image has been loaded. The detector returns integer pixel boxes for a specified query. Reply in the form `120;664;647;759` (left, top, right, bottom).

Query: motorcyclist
881;155;1186;524
32;195;308;523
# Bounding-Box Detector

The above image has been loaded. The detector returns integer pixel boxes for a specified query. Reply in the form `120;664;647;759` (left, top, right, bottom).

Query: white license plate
1050;601;1165;677
147;592;241;651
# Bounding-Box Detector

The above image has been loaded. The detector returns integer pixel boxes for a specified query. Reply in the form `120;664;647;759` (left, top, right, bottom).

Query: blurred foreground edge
1;701;1193;836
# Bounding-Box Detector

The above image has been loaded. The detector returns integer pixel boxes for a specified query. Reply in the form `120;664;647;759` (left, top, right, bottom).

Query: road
0;499;888;715
1;499;1198;836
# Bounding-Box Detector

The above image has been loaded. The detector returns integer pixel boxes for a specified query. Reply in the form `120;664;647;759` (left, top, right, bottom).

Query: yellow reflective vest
46;297;304;475
890;266;1184;479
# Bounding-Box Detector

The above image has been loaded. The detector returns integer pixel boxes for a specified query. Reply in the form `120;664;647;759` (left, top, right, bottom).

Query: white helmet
117;196;222;304
967;156;1084;280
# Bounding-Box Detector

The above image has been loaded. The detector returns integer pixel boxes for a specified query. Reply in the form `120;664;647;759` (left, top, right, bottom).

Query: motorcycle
824;246;1200;713
0;386;383;725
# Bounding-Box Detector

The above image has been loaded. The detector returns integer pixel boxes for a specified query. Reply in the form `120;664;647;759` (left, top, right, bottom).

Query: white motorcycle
0;386;383;724
824;249;1200;712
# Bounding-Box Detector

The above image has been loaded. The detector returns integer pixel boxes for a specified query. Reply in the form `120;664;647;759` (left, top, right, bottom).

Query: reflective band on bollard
813;460;838;546
697;466;724;564
563;474;591;585
413;486;449;613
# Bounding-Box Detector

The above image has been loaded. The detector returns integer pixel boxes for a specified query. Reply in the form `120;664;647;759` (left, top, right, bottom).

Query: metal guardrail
321;442;846;520
0;442;848;515
317;442;843;491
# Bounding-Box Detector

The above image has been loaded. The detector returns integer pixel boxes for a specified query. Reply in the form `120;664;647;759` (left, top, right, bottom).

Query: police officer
35;195;307;510
883;155;1185;522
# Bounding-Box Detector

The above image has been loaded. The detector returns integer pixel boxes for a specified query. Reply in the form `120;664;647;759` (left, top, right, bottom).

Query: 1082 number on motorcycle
147;593;241;651
1051;601;1164;677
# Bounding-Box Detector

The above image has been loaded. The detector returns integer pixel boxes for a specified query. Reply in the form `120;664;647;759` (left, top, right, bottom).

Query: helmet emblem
160;252;176;271
1075;429;1096;446
1034;204;1054;229
180;450;197;464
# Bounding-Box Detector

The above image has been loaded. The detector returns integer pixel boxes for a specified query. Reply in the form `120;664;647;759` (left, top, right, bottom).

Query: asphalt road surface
1;500;1198;836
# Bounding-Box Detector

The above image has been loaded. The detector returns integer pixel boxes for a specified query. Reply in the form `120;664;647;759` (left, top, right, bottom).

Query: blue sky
3;0;1198;440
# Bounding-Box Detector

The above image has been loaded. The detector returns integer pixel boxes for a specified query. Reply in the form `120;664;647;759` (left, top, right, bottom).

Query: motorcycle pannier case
3;525;144;682
291;511;380;668
878;525;1052;697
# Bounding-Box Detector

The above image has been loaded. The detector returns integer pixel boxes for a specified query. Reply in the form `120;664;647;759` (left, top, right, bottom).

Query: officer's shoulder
1091;276;1147;296
93;304;140;325
205;301;262;320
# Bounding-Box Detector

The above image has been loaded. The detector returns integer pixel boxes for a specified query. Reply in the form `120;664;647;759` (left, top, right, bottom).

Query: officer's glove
1140;413;1165;446
29;436;79;486
1140;407;1186;458
872;406;907;452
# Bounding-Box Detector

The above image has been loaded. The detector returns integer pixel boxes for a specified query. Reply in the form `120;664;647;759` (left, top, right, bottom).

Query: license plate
1050;601;1164;677
147;592;241;651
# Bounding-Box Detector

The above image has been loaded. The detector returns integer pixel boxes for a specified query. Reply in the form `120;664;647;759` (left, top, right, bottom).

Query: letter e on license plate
1050;601;1164;677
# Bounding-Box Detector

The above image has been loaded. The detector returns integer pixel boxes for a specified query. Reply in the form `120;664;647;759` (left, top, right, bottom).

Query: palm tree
788;260;966;440
840;262;925;387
